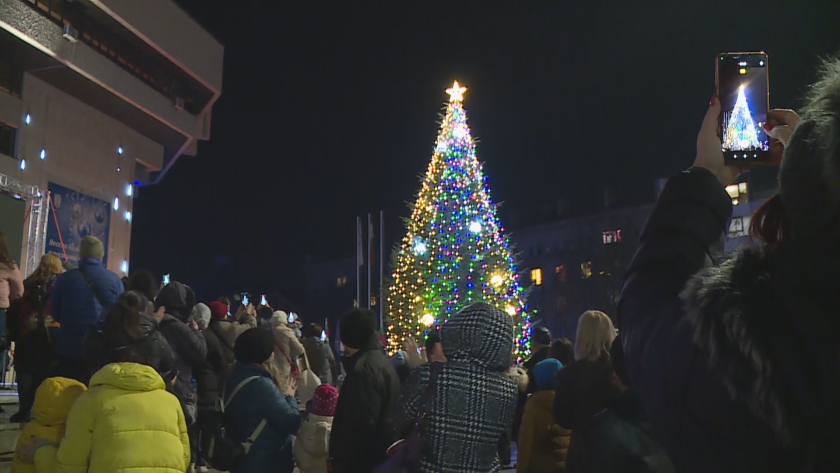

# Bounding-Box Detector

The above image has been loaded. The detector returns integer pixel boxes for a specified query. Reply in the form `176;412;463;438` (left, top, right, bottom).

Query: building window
530;268;543;286
0;122;17;157
555;265;566;282
581;261;592;279
725;182;748;206
336;276;347;287
602;229;623;244
727;216;751;239
0;59;24;97
370;296;377;307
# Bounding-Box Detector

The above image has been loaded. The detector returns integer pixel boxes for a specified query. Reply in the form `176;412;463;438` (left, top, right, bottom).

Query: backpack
6;277;53;345
206;375;267;471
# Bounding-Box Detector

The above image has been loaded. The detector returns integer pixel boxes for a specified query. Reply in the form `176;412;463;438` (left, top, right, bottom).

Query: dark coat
302;336;337;385
225;361;301;473
554;355;672;473
618;168;835;472
393;303;518;473
569;390;675;473
51;258;124;359
159;313;207;401
329;341;401;473
84;314;177;382
196;327;226;408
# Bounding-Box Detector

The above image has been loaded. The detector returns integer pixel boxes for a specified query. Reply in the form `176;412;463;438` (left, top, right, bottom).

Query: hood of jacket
683;244;840;451
33;377;87;426
155;281;194;321
440;302;514;372
191;303;211;330
90;362;167;392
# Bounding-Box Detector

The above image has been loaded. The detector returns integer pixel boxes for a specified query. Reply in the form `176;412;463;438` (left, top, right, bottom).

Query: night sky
130;0;840;299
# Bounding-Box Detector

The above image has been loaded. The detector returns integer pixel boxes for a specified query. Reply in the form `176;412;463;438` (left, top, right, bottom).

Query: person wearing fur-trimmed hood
618;58;840;472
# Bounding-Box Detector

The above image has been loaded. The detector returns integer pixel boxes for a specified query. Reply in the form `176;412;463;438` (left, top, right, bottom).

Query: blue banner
46;182;111;266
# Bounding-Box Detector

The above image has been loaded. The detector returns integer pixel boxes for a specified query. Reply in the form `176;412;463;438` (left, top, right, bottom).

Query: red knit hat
208;301;228;321
311;384;338;417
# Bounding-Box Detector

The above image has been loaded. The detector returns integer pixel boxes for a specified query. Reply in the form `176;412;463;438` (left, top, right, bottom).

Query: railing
18;0;204;114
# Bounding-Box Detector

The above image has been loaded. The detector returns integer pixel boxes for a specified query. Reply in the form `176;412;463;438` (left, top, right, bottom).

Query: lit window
336;276;347;287
602;229;623;245
727;216;752;239
371;296;377;307
581;261;592;279
530;268;543;286
725;183;748;206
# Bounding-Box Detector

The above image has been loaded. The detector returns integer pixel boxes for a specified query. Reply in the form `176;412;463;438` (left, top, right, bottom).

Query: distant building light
39;148;46;160
124;211;132;222
19;159;26;170
530;268;543;286
602;229;622;244
117;146;123;155
126;184;133;197
120;260;128;274
113;197;119;211
24;114;31;125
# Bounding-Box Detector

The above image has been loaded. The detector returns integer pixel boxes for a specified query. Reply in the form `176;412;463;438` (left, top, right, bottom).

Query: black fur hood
681;244;840;461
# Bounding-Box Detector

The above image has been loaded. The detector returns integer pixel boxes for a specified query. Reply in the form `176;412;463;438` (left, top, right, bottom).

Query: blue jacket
225;362;301;473
52;258;124;359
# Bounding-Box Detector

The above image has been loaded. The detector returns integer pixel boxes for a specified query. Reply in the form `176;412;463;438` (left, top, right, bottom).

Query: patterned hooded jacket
393;302;518;473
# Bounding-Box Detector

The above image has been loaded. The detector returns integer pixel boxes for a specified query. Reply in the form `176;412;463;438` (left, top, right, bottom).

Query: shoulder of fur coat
505;366;529;392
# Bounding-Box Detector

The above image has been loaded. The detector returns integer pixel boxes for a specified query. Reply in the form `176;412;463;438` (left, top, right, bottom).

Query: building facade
0;0;222;275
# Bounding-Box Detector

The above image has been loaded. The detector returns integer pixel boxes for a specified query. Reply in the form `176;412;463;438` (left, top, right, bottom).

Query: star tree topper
446;80;467;103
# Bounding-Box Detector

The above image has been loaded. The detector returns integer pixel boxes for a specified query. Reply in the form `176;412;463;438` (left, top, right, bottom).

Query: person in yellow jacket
518;358;571;473
17;291;191;473
12;377;87;473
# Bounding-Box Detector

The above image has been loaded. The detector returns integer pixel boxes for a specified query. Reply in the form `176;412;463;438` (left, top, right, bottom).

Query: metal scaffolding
0;172;47;276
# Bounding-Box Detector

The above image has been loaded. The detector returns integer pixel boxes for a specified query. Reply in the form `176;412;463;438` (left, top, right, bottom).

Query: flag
357;217;363;267
369;217;375;266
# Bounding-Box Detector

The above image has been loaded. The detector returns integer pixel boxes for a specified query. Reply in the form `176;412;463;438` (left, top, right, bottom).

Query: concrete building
0;0;223;275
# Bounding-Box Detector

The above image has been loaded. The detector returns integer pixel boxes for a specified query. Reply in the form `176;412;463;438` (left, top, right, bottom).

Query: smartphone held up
716;52;770;164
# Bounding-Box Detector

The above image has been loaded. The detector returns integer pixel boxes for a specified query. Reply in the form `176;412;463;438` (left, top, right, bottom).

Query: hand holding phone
717;52;770;164
287;312;295;324
242;295;249;307
162;274;170;286
320;331;327;342
260;295;267;306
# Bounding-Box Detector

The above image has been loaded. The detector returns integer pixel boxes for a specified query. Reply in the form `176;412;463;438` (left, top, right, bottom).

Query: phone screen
320;331;327;342
287;312;295;323
717;52;769;163
260;295;267;306
242;294;249;307
162;274;170;286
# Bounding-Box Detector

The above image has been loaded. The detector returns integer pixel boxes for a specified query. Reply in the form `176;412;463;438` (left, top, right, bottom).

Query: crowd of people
0;57;838;473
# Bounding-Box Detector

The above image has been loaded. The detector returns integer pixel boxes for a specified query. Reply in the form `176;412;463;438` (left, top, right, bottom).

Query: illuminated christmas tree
723;85;761;151
387;81;531;360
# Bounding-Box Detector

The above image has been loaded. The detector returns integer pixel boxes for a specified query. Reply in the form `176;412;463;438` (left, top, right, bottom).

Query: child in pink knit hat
294;384;338;473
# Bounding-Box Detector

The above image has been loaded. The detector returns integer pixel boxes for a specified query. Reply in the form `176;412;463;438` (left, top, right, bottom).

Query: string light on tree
387;80;531;360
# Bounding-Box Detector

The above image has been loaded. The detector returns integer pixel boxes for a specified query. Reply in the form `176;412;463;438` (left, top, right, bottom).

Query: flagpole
367;213;372;310
356;216;361;308
379;210;384;332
